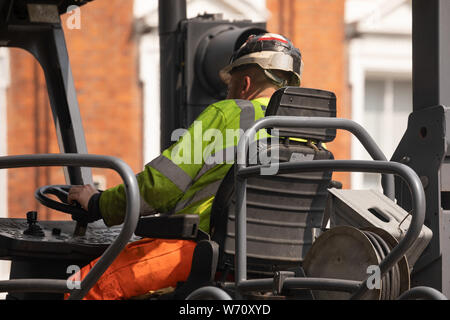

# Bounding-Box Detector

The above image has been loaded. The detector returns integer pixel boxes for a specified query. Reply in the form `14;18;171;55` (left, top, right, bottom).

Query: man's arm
68;103;228;227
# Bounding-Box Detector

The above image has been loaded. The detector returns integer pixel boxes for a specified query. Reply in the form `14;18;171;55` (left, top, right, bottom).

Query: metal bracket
273;271;295;295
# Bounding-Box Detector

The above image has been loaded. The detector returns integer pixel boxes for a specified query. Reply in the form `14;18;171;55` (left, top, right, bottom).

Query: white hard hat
219;33;303;87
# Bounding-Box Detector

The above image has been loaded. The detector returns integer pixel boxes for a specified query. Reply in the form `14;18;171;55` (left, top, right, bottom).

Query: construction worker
66;33;303;300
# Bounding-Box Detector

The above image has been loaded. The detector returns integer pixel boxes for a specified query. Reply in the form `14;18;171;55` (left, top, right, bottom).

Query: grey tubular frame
398;286;448;300
0;154;140;300
234;116;426;299
186;286;233;300
258;116;396;199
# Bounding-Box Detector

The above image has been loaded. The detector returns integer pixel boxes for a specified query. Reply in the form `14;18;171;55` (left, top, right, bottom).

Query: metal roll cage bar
0;154;140;300
188;116;431;300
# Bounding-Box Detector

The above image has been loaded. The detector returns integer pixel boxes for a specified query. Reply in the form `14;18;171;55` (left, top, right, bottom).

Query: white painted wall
134;0;268;164
0;47;11;297
0;48;8;218
139;31;161;165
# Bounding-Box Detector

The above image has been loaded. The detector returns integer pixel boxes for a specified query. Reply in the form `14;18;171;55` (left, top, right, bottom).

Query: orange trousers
65;238;197;300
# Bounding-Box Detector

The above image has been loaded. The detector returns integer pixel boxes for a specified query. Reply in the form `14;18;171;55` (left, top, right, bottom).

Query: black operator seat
133;87;338;300
210;87;338;278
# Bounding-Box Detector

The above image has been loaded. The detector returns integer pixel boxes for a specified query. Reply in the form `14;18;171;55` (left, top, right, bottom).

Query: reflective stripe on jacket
99;97;270;232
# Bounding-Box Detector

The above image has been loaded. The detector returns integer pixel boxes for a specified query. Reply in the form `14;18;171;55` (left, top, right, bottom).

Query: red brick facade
6;0;350;219
7;0;142;219
267;0;351;187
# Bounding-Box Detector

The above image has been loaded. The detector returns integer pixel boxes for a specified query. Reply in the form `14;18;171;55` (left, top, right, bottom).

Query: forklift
0;0;448;300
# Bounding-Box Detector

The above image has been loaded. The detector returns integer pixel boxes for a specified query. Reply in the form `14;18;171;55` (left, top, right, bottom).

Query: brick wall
7;0;142;219
267;0;351;188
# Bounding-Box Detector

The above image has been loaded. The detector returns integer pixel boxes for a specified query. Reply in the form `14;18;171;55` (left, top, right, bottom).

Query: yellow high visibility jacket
99;97;271;232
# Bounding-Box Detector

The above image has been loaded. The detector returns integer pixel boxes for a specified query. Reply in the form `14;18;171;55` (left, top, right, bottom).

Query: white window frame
0;48;9;219
0;48;11;294
349;36;412;190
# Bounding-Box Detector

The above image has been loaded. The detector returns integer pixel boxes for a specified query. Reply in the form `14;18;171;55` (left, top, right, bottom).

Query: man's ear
240;75;252;98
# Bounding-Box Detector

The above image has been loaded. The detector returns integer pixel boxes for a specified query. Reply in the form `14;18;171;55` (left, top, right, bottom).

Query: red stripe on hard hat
257;37;288;43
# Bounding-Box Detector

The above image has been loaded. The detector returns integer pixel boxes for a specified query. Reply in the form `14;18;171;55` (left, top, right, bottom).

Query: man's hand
68;184;99;211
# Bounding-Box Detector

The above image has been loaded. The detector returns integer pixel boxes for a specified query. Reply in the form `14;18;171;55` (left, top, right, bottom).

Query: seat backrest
210;87;337;276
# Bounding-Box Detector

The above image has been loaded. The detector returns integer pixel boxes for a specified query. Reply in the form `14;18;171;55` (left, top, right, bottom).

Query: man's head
224;64;294;100
220;33;303;100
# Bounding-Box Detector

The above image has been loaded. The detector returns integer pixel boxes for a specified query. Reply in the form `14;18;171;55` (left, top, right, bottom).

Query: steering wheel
34;185;90;223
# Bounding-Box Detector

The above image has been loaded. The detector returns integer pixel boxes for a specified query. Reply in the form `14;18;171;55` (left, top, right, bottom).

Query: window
358;77;411;190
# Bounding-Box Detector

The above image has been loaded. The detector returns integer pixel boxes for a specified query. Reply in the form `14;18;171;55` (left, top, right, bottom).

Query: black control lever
23;211;45;237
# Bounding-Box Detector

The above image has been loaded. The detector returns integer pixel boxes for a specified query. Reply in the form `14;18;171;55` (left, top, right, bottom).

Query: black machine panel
0;218;141;262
